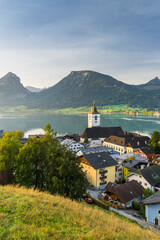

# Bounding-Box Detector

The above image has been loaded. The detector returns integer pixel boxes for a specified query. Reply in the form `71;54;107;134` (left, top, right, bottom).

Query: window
85;165;87;168
145;183;147;186
119;173;122;176
95;116;97;120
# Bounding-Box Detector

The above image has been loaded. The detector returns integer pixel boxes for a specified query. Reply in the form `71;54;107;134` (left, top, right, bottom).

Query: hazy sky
0;0;160;87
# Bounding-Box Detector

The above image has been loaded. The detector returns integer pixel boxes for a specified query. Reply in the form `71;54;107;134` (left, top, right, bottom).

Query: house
134;147;155;161
60;139;84;152
123;158;150;180
80;102;124;145
151;155;160;166
127;165;160;191
114;158;126;183
76;146;119;158
104;180;144;208
80;152;117;188
104;132;150;155
142;191;160;226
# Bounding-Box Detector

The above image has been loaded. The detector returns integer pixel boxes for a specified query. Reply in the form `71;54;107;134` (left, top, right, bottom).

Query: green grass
0;186;159;239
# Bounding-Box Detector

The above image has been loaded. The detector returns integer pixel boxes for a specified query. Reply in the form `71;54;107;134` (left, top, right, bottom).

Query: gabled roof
137;147;154;156
106;180;144;204
104;134;150;148
141;165;160;186
83;152;117;169
123;159;148;169
142;191;160;205
81;126;124;139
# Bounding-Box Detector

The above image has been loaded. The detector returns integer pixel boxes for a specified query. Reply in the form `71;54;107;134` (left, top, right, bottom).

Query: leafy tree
150;131;160;153
0;131;22;185
15;123;89;200
143;188;154;199
16;130;24;138
84;137;88;144
15;137;46;190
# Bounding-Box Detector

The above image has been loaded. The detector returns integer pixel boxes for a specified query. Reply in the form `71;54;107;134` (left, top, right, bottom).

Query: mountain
138;77;160;91
26;86;44;93
27;70;160;109
0;72;31;107
0;71;160;109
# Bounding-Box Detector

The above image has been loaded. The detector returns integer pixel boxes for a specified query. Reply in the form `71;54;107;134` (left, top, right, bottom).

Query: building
104;180;144;208
104;132;150;155
76;146;119;158
127;165;160;191
134;147;154;161
143;191;160;226
151;155;160;166
80;101;124;145
123;158;149;180
88;101;100;128
80;152;117;188
60;139;84;152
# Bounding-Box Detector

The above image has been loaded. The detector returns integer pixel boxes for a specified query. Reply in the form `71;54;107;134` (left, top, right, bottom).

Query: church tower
88;101;100;128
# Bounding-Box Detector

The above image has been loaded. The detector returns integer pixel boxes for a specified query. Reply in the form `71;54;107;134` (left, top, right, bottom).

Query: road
87;189;160;234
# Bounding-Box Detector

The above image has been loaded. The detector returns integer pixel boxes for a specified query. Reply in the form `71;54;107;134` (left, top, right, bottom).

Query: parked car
132;212;143;219
82;194;88;199
85;197;93;204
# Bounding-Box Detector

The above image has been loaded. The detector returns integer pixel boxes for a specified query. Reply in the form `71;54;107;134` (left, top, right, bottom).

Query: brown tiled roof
104;134;150;148
105;180;144;204
81;127;124;139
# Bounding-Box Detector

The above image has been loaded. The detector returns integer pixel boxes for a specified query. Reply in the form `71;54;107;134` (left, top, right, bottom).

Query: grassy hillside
0;186;159;240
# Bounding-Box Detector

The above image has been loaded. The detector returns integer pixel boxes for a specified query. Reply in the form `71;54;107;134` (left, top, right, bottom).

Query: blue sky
0;0;160;87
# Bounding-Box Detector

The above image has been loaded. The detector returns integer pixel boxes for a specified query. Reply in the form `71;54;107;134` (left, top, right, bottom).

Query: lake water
0;113;159;137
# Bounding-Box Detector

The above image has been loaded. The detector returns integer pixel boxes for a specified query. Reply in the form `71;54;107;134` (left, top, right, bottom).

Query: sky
0;0;160;87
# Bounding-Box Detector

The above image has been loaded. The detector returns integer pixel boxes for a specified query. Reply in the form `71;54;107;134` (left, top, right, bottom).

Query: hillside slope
0;186;158;239
27;71;160;109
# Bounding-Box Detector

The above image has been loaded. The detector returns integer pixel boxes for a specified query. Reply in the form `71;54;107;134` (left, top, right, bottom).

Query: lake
0;113;159;137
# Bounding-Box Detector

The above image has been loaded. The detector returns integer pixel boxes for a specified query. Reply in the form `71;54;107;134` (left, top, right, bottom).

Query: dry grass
0;185;159;239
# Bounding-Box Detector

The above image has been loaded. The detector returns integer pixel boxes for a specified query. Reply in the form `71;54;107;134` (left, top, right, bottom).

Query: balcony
100;176;107;180
99;169;107;174
100;181;107;185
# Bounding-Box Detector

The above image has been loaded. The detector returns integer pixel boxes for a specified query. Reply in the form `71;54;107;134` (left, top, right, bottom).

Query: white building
60;139;84;152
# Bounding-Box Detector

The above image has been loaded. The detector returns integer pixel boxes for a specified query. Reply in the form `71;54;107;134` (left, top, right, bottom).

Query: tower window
95;116;97;120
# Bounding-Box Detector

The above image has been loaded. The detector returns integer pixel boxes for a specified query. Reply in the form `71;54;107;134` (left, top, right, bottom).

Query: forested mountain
0;71;160;109
26;71;160;109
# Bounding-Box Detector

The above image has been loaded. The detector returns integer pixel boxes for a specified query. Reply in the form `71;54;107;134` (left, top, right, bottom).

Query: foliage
149;131;160;153
143;188;154;199
132;199;145;218
84;137;89;143
0;131;22;185
16;130;24;138
0;186;159;240
15;123;88;200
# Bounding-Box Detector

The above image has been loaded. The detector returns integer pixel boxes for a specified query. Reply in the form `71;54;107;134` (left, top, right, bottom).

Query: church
80;102;124;145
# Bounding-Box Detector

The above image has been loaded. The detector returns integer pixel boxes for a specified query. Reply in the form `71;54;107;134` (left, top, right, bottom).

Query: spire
88;101;100;114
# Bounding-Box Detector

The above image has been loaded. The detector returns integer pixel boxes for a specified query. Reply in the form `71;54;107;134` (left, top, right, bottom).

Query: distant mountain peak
1;72;20;84
147;76;160;85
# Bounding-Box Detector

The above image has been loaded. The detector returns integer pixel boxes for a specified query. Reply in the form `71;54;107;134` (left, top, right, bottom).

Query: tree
15;123;89;200
143;188;154;199
84;137;88;144
150;131;160;153
15;137;46;190
16;130;24;138
0;131;22;185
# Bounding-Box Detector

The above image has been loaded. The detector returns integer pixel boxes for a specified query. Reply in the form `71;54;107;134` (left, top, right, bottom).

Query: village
1;101;160;231
56;102;160;230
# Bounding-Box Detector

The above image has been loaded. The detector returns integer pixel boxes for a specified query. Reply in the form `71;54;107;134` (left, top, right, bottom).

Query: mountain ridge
0;70;160;109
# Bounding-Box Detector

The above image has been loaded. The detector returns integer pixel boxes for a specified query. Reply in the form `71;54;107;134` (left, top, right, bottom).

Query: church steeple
88;101;100;128
88;101;100;114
